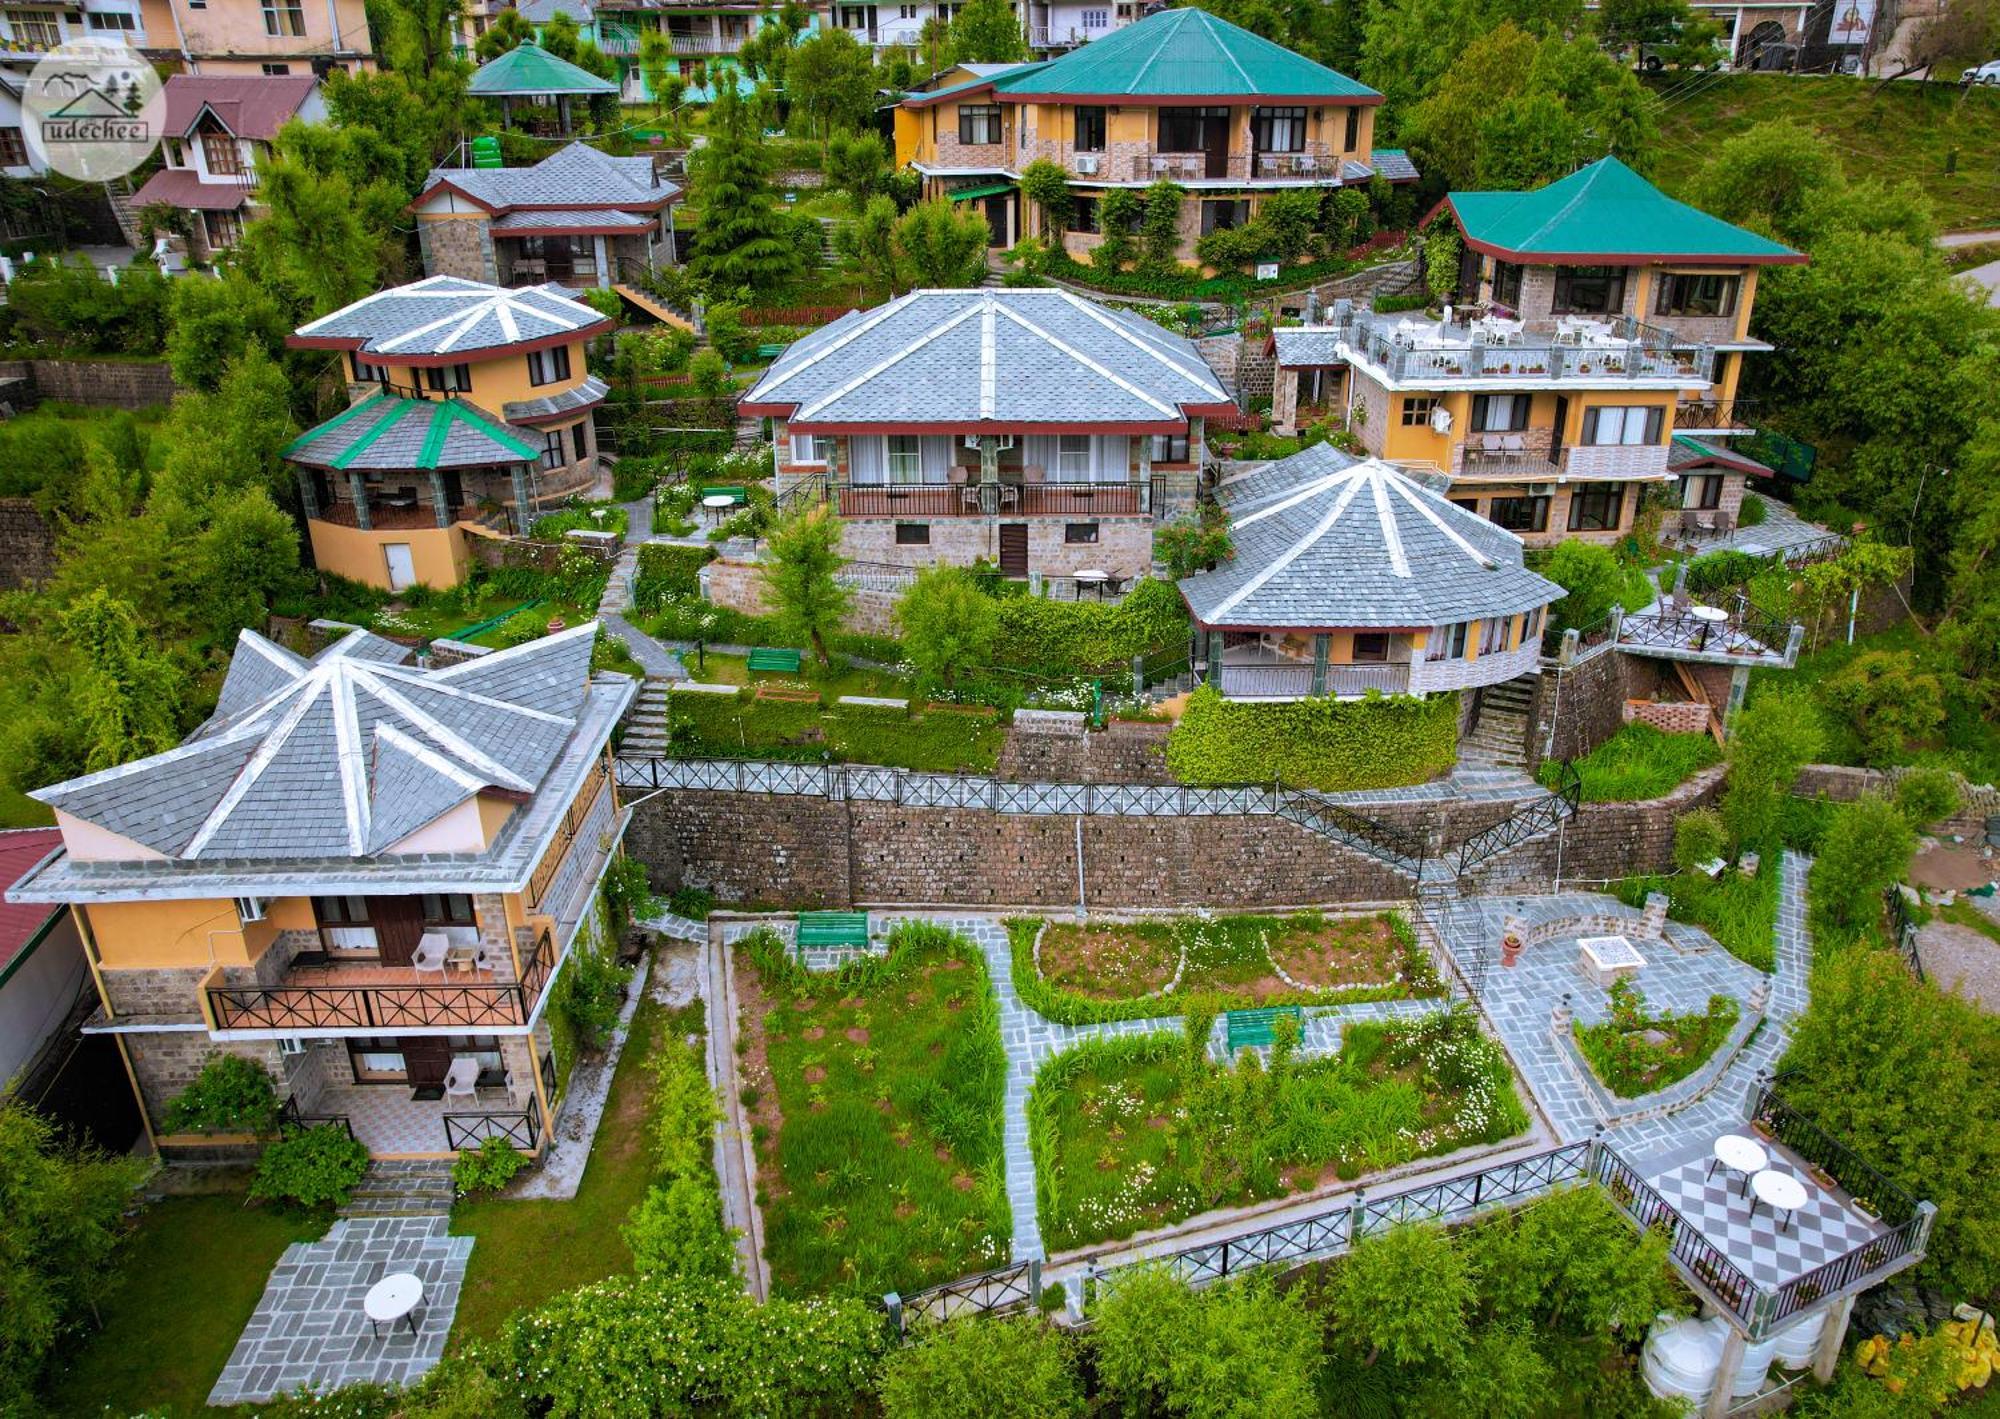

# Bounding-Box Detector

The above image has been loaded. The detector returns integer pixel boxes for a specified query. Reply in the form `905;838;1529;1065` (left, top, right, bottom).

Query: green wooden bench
747;646;803;674
797;911;869;949
699;484;748;505
1225;1005;1304;1054
755;342;788;360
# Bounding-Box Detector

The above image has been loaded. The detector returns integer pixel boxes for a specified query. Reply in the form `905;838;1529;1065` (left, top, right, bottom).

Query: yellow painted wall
465;343;588;410
89;899;249;969
1376;389;1466;468
894;106;924;166
1737;268;1760;341
308;518;470;591
1109;109;1148;145
477;793;517;843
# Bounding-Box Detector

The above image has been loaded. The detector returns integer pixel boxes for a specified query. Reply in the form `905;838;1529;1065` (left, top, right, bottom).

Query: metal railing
836;481;1148;519
1326;300;1710;384
1591;1144;1759;1322
1749;1082;1920;1223
444;1108;540;1151
1882;887;1925;981
892;1259;1039;1333
1217;662;1412;699
1675;398;1763;432
1275;790;1429;879
1614;602;1794;660
1446;761;1579;880
1767;1210;1930;1329
209;979;542;1031
277;1095;355;1140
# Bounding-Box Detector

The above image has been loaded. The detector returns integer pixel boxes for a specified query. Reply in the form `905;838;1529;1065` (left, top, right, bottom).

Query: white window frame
1585;405;1663;446
261;0;305;36
886;435;923;484
1055;434;1090;482
789;432;824;466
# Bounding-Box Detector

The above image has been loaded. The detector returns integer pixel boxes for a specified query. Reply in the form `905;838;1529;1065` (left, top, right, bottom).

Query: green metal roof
284;394;540;472
912;9;1379;104
469;41;619;97
1446;157;1804;267
946;182;1014;202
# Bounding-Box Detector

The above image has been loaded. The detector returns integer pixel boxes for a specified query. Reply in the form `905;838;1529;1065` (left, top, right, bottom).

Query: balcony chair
411;932;449;978
443;1056;480;1103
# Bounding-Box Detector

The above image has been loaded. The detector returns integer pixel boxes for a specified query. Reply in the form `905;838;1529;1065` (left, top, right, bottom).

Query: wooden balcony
207;931;555;1033
837;481;1149;518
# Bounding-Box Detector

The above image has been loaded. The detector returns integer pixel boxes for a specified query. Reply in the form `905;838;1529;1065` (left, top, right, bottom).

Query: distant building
129;73;325;259
135;0;375;75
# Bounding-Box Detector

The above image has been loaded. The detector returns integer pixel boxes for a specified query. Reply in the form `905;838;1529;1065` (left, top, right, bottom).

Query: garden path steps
1459;675;1534;770
338;1159;455;1218
596;493;688;686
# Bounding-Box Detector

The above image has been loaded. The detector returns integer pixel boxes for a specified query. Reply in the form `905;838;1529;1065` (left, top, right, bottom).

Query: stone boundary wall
0;496;55;588
1625;699;1712;736
1526;641;1633;768
0;357;179;409
1793;762;1997;839
706;555;900;637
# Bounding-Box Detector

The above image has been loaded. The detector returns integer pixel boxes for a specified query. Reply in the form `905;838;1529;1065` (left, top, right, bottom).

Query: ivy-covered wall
1164;686;1460;791
990;578;1190;677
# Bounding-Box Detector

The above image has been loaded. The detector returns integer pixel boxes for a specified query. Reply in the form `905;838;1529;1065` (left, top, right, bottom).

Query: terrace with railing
836;479;1154;518
1322;300;1714;386
1610;598;1802;668
206;928;557;1033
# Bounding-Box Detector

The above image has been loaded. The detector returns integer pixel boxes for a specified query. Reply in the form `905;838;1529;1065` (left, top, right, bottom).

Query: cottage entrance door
998;523;1028;579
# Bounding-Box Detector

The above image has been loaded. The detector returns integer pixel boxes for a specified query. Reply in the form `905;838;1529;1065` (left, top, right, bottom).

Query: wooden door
1203;110;1230;179
998;523;1028;579
1549;394;1570;468
401;1037;450;1091
372;896;426;968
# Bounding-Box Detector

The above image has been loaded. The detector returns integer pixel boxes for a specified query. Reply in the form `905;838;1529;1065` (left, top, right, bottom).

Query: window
1343;106;1360;152
1682;473;1724;510
899;3;917;16
1150;433;1189;463
1488;494;1549;533
789;432;824;465
204;209;242;248
1055;434;1091;481
1065;522;1099;544
262;0;305;35
1082;7;1108;26
0;128;27;168
1567;484;1625;532
1399;396;1439;427
527;344;572;387
957;104;1002;145
421;893;475;926
261;61;291;74
1552;265;1626;315
1252;106;1306;153
349;1046;407;1083
89;10;138;30
1200;199;1248;235
1469;393;1530;433
202;130;242;175
1352;633;1388;662
1450;496;1480;514
1426;621;1469;661
315;895;372;925
894;522;930;545
12;10;59;46
1158;107;1217;152
542;429;567;469
424;362;472;393
1490;259;1523;309
350;353;389;383
1074;105;1106;152
1584;405;1663;445
1655;272;1739;318
887;435;924;483
1479;616;1509;654
1072;194;1100;233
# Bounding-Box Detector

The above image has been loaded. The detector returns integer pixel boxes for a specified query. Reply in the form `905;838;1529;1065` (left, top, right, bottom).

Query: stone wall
1793;762;1999;838
1466;765;1727;891
1525;643;1636;769
0;496;55;588
417;216;498;283
125;1030;287;1136
836;516;1156;584
1624;698;1712;736
464;530;622;576
0;357;179;409
705;555;901;637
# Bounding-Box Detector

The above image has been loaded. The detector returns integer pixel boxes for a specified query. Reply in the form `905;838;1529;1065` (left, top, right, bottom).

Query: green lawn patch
450;995;694;1339
1573;979;1740;1098
45;1193;325;1418
665;687;1005;772
530;500;629;540
682;651;913;701
1165;685;1459;790
1028;1009;1527;1251
1543;721;1721;802
1615;862;1780;972
1009;912;1444;1026
736;922;1010;1296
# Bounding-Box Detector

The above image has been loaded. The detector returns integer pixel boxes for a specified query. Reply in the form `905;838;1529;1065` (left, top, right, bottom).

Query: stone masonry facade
0;498;56;589
417;216;499;284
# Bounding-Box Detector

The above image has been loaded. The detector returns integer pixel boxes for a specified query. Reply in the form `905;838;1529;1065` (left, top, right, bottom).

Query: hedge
1164;685;1458;790
632;544;716;610
990;578;1189;677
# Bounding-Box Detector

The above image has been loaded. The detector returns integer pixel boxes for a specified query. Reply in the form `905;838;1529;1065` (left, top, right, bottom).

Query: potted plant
1751;1116;1777;1142
1808;1163;1836;1190
1852;1195;1879;1219
1500;930;1524;968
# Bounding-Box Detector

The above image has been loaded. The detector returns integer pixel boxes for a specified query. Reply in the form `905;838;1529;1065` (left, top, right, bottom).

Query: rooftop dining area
1320;297;1716;386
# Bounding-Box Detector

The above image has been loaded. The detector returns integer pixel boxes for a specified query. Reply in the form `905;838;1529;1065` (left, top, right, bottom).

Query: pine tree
688;84;806;292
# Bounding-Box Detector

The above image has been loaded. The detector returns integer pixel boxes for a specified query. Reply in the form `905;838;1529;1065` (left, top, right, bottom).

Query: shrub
896;566;999;690
553;920;630;1053
623;1177;736;1280
632;542;717;607
250;1124;369;1208
1094;1267;1321;1418
1539;540;1651;636
646;1031;719;1181
880;1315;1084;1418
1721;690;1823;851
1165;685;1457;791
1137;178;1186;275
1093;188;1143;270
1683;548;1767;597
989;577;1188;677
1573;980;1739;1098
1154;508;1234;579
600;852;655;937
1810;795;1917;937
1893;766;1962;829
667;885;715;920
453;1135;529;1196
1547;721;1720;802
163;1053;280;1135
1674;808;1729;872
1819;651;1945;766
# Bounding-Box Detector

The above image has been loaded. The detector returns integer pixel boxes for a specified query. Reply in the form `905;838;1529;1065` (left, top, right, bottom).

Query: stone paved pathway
208;1217;470;1405
595;495;686;681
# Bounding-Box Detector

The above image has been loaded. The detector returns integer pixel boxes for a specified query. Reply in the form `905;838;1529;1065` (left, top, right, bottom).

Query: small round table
1751;1168;1809;1233
702;493;736;526
1688;603;1729;650
363;1272;426;1339
1706;1133;1768;1196
1072;569;1109;600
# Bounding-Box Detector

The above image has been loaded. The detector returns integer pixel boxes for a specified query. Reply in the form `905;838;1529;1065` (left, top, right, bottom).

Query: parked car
1964;59;2000;85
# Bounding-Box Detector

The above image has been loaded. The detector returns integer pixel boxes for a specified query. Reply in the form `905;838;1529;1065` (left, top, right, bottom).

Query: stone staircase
1461;675;1534;770
339;1159;456;1218
621;677;672;756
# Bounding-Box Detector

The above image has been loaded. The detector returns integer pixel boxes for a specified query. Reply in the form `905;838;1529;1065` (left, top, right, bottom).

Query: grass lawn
45;1194;326;1418
449;994;693;1340
1574;983;1740;1098
1029;1011;1528;1251
0;782;53;828
735;922;1010;1297
1544;722;1722;802
1010;911;1445;1025
681;651;912;700
1648;72;2000;233
665;686;1006;772
1616;861;1781;972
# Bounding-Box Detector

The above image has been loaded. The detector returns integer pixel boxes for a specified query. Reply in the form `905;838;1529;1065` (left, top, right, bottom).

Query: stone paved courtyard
208;1217;469;1406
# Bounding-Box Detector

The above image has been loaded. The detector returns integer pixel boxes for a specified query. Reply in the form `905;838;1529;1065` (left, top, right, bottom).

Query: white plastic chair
410;932;448;977
443;1056;479;1102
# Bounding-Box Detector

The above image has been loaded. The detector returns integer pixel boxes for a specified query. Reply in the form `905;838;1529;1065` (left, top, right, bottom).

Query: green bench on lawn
797;911;869;950
699;484;748;505
1225;1005;1304;1054
755;342;788;360
747;646;803;674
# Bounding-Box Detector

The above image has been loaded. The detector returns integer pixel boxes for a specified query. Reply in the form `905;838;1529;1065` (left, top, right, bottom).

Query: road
1939;228;2000;309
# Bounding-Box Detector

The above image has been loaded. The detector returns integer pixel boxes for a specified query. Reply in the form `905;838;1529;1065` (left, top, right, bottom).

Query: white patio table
364;1272;426;1339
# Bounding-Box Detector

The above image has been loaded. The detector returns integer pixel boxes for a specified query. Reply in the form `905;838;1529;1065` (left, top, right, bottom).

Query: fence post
1347;1189;1367;1243
882;1292;904;1341
1132;653;1144;697
1027;1257;1042;1307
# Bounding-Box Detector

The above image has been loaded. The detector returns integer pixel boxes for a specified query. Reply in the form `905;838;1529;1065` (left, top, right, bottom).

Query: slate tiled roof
740;289;1233;429
282;393;541;471
31;625;603;863
1178;445;1562;630
1270;328;1344;366
1669;434;1774;478
908;9;1378;103
292;275;608;359
1448;157;1806;266
422;141;677;211
519;0;591;22
129;168;250;212
160;73;318;140
469;40;619;96
1363;148;1418;183
505;374;608;423
490;206;651;231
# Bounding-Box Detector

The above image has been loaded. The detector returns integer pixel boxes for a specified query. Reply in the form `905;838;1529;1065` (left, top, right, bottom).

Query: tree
1810;794;1918;934
836;194;902;292
639;32;680;116
1019;158;1073;239
826;129;888;205
1540;539;1640;634
1720;690;1822;850
153;348;298;512
1190;0;1366;72
1137;179;1186;274
892;198;990;287
688;84;806;292
1093;188;1143;270
1819;651;1945;766
1689;118;1845;242
1093;1267;1322;1418
165;271;291;393
789;29;878;138
0;1105;146;1411
61;589;183;772
1598;0;1723;67
760;505;852;665
1326;1221;1474;1367
475;6;531;60
949;0;1028;62
377;0;465;77
879;1315;1084;1418
895;566;999;689
185;487;303;641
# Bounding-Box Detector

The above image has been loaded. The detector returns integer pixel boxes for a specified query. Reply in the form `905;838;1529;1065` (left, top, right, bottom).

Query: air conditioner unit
1429;406;1454;435
1073;153;1101;175
235;895;268;923
1526;483;1555;497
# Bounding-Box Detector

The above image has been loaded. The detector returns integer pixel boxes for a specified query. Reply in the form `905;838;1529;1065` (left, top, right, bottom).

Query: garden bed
732;922;1010;1297
1013;911;1441;1024
1614;864;1779;972
666;687;1006;773
1029;1009;1527;1251
1572;980;1740;1098
1542;722;1720;802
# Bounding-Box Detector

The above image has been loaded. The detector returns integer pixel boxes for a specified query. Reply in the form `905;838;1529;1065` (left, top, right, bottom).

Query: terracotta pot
1500;933;1524;967
546;616;567;634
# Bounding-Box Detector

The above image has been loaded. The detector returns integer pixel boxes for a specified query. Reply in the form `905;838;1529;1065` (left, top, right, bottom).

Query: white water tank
1721;1316;1780;1398
1644;1315;1723;1404
1773;1308;1830;1370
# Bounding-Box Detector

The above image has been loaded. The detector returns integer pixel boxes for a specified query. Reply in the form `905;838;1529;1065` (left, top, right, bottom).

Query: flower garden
1028;1007;1529;1251
1009;910;1446;1025
733;922;1010;1297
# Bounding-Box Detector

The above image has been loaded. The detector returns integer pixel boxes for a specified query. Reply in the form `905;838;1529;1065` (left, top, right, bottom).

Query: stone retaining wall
1793;762;1998;838
0;357;179;408
0;496;55;588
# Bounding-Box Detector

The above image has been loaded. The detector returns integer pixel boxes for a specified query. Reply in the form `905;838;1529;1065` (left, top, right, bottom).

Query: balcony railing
208;932;555;1033
1456;430;1560;476
1251;143;1334;179
1675;397;1762;433
837;480;1148;518
1218;662;1410;699
1326;302;1711;385
444;1108;540;1151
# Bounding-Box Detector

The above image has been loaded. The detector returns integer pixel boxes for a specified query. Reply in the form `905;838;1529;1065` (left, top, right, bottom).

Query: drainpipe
325;0;345;55
1073;815;1086;919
